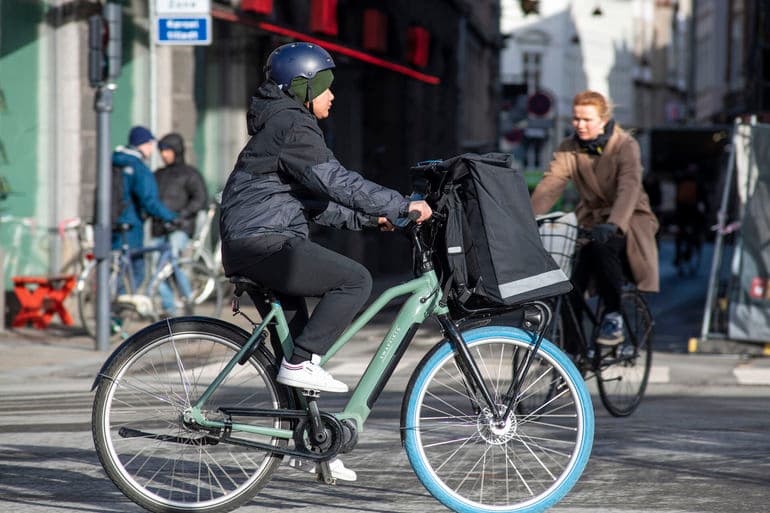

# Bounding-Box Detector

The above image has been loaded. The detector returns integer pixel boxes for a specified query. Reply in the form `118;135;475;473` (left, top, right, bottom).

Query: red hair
573;90;612;120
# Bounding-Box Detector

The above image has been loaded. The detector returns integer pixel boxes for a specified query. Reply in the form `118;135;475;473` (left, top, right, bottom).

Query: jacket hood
158;133;185;163
247;81;309;136
113;146;145;165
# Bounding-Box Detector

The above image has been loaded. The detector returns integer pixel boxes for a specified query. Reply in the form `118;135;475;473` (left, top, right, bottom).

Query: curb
688;336;770;356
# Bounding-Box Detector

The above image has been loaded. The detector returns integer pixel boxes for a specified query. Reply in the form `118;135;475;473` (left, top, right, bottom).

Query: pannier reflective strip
498;269;569;299
447;246;463;254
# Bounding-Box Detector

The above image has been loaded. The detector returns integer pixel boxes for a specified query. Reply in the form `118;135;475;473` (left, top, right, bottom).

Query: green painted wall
0;0;45;282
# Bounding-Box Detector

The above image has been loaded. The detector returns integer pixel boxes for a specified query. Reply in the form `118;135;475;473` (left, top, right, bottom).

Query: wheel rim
408;336;591;510
97;332;281;509
597;292;652;416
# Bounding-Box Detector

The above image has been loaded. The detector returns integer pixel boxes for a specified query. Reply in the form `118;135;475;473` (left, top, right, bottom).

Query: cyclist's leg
582;237;626;345
233;237;371;362
224;236;370;392
584;237;625;313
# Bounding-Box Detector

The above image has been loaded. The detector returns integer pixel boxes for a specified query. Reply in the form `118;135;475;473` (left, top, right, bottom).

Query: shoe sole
286;459;357;481
596;336;624;346
276;375;348;393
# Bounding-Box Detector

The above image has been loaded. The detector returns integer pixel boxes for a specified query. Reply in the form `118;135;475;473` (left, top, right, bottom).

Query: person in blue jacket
112;125;178;290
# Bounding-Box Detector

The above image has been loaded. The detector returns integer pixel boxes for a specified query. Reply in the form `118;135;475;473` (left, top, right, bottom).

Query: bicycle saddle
229;275;270;298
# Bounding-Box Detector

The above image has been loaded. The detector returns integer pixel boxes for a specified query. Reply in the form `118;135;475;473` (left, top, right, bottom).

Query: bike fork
437;314;502;422
438;304;552;423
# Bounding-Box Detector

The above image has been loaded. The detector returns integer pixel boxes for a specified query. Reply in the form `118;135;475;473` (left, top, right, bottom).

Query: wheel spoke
405;334;593;511
93;321;285;512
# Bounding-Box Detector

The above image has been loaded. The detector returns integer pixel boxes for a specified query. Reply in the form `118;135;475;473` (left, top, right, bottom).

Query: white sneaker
276;355;348;393
286;456;357;482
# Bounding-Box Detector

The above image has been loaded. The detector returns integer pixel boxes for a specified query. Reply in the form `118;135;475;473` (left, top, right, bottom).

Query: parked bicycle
76;224;220;340
91;213;594;513
0;214;44;280
182;197;225;314
538;212;654;417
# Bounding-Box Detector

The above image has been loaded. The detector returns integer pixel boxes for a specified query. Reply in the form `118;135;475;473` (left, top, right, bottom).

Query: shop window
363;9;387;53
407;26;430;68
310;0;338;36
241;0;272;15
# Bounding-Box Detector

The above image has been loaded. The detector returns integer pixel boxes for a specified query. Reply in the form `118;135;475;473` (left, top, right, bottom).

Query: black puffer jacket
151;133;208;237
219;81;408;243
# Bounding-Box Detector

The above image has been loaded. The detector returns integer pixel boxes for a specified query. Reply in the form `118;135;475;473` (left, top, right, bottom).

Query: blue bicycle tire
403;326;594;513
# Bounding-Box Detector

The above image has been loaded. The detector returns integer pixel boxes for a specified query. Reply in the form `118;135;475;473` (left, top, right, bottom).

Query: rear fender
90;316;257;391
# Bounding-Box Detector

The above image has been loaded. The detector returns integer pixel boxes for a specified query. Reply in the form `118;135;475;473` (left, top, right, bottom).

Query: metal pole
699;119;738;341
149;0;159;171
94;85;115;351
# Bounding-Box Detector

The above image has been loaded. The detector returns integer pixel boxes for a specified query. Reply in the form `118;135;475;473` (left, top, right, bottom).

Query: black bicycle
537;212;654;417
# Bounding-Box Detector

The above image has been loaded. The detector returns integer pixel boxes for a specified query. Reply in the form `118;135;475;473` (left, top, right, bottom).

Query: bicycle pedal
301;389;321;398
317;461;336;485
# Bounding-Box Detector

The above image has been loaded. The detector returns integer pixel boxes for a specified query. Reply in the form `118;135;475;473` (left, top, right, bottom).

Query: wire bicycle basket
537;212;578;279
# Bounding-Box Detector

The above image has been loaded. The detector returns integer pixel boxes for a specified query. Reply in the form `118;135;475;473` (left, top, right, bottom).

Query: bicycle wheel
92;318;288;513
185;249;219;305
150;259;222;317
186;258;223;315
77;260;143;341
596;290;653;417
403;326;594;513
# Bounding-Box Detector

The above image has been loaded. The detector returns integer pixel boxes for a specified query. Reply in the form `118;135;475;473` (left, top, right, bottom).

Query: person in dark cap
219;42;431;480
151;132;208;316
112;125;178;290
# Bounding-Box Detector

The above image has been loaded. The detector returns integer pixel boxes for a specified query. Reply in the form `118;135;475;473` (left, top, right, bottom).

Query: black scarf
576;119;615;155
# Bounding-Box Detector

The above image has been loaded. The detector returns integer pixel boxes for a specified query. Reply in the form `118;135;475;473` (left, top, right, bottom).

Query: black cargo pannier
411;153;571;312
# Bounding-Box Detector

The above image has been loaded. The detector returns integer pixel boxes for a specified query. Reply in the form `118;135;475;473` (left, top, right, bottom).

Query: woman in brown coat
531;90;659;345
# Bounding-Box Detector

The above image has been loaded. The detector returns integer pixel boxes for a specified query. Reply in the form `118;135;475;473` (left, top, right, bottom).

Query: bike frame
77;239;183;297
188;270;448;439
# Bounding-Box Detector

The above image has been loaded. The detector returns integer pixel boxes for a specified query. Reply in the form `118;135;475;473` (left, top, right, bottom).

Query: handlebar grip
393;210;422;229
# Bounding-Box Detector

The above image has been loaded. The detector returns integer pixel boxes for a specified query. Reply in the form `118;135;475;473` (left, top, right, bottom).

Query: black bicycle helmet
264;42;335;90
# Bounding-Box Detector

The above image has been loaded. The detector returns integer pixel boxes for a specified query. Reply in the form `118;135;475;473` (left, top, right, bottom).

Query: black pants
224;236;372;360
571;234;627;314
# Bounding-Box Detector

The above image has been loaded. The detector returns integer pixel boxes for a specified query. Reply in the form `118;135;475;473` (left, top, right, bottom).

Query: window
522;51;541;92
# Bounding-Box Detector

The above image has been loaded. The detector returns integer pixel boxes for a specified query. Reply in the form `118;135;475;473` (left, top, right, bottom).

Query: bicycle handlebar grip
392;210;422;229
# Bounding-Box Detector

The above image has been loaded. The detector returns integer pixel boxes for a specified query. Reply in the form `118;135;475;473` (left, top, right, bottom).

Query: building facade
0;0;501;282
499;0;639;172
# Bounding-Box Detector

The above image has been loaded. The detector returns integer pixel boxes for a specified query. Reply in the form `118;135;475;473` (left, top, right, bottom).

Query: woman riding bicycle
219;42;431;393
530;90;659;346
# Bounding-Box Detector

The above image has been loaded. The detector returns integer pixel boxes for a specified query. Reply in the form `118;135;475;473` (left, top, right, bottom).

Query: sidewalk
3;314;770;390
2;270;770;387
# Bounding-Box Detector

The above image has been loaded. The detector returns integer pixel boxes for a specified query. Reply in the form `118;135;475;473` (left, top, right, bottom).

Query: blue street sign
157;16;211;45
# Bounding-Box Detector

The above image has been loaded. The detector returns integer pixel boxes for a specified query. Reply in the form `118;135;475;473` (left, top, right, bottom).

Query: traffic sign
157;16;211;45
156;0;211;15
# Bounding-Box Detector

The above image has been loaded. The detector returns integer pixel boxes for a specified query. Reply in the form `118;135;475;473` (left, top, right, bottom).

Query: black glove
591;223;620;244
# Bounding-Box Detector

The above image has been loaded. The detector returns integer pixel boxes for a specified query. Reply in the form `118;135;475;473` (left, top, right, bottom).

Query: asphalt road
1;329;769;513
1;239;769;512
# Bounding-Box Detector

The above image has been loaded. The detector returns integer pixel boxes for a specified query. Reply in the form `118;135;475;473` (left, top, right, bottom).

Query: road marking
733;367;770;386
649;365;670;383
